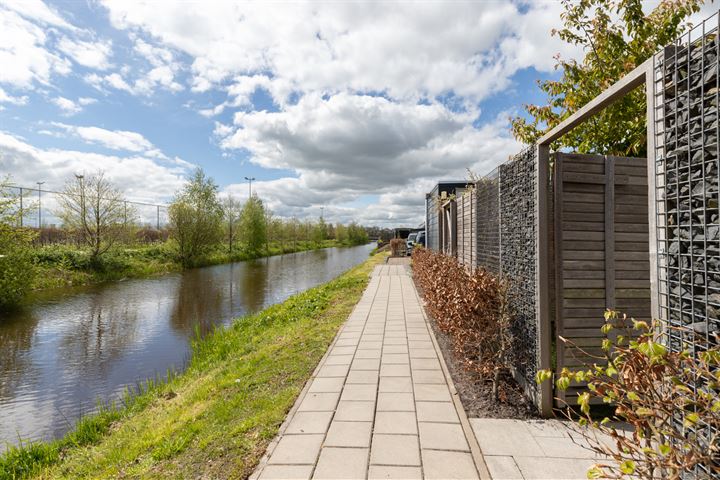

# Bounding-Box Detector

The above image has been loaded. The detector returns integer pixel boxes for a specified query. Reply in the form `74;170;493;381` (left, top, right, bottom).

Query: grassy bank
1;251;386;479
31;239;352;291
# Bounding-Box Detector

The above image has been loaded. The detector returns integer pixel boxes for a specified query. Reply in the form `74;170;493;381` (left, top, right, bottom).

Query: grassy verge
1;252;386;479
30;239;354;291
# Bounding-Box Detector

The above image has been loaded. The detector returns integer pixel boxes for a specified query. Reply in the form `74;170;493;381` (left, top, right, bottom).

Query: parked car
406;232;418;256
415;230;425;247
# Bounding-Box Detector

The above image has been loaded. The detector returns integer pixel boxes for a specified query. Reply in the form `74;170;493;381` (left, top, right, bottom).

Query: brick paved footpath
251;263;490;480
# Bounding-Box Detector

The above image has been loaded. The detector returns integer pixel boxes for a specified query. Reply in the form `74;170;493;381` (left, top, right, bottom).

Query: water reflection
0;244;372;448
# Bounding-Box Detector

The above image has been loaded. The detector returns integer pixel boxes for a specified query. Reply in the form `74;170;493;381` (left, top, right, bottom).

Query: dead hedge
412;247;515;399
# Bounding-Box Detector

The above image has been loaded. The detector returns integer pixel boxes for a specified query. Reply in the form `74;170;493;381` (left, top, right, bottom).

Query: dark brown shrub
389;238;405;257
412;248;514;399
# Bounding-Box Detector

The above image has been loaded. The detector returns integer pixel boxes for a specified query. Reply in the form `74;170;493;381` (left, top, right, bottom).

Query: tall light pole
244;176;255;198
36;181;45;229
75;174;85;232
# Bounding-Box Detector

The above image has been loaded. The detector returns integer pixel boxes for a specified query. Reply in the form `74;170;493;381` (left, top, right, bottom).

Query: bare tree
222;195;242;254
57;172;130;261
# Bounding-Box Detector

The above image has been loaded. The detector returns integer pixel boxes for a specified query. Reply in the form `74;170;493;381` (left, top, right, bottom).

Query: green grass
0;252;386;480
29;239;354;291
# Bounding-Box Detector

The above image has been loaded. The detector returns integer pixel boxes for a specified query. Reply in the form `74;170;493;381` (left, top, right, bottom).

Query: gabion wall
654;16;720;348
499;147;539;391
654;13;719;477
476;168;500;274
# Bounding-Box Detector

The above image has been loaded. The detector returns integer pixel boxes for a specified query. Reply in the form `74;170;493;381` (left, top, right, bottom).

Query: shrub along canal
0;243;374;450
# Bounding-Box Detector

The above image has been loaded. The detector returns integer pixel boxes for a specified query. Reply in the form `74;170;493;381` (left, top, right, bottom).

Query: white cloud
52;123;156;153
0;87;28;105
0;131;190;204
52;96;81;116
2;0;75;30
0;6;71;88
57;37;113;70
101;1;576;104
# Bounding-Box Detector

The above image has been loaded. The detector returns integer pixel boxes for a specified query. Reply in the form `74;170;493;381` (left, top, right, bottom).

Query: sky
0;1;712;227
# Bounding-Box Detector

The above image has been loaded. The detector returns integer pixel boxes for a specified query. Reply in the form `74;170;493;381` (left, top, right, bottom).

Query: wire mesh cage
653;11;720;477
499;147;539;391
476;168;500;274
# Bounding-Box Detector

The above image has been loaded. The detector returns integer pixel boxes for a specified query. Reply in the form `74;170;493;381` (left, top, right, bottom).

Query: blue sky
1;0;586;226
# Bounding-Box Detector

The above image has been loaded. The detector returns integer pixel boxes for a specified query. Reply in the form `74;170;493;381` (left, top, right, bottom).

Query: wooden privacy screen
457;190;476;269
553;153;652;405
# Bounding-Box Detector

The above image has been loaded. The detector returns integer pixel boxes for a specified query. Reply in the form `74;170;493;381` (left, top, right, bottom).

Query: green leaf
535;370;552;384
600;322;613;334
587;466;603;479
578;392;591;415
557;376;571;391
659;443;672;456
684;412;699;426
620;460;636;474
636;407;654;416
626;391;640;402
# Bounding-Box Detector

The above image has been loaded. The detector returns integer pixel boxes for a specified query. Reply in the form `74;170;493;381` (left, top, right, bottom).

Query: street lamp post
244;176;255;198
36;181;45;230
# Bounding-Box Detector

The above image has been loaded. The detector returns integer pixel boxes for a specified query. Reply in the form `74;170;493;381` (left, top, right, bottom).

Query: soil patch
414;276;539;419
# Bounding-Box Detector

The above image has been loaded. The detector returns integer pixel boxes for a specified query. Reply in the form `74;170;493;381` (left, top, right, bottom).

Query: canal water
0;244;373;449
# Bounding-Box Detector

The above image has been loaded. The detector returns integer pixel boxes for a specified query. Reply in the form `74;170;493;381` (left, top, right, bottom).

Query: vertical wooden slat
553;153;566;406
605;156;616;310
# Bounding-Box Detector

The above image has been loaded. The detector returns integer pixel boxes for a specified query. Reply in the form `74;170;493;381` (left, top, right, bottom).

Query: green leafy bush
0;226;36;310
537;310;720;479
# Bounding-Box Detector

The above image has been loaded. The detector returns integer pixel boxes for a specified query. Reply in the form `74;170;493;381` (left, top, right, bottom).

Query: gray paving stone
298;392;341;412
308;377;345;393
340;383;377;401
317;364;350;377
484;456;524;480
285;411;334;434
384;331;407;338
351;358;380;370
378;376;412;393
418;422;469;451
380;364;411;377
377;392;415;411
409;348;436;359
313;447;368;479
514;456;597;479
368;465;422;480
382;345;409;354
347;369;379;384
324;355;353;366
408;341;434;350
259;465;314;480
358;341;383;349
410;357;441;370
412;369;445;384
416;401;459;423
422;449;479;479
362;334;384;342
413;384;452;402
355;349;382;359
374;411;418;434
381;353;410;364
334;400;375;421
267;434;324;464
335;339;360;347
370;434;421;466
325;421;373;448
383;337;407;345
332;346;356;356
469;419;544;457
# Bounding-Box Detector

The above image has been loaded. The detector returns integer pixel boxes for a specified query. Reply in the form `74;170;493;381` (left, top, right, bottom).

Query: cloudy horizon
2;1;711;227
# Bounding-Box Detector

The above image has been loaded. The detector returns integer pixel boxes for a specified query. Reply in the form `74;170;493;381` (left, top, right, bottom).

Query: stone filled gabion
656;24;720;349
476;168;500;274
655;17;720;479
499;146;538;391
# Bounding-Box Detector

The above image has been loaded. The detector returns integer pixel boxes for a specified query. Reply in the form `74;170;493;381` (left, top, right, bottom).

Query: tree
222;195;242;254
510;0;702;156
169;169;224;267
347;222;369;245
312;216;327;245
240;194;267;255
57;172;130;263
0;177;36;310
